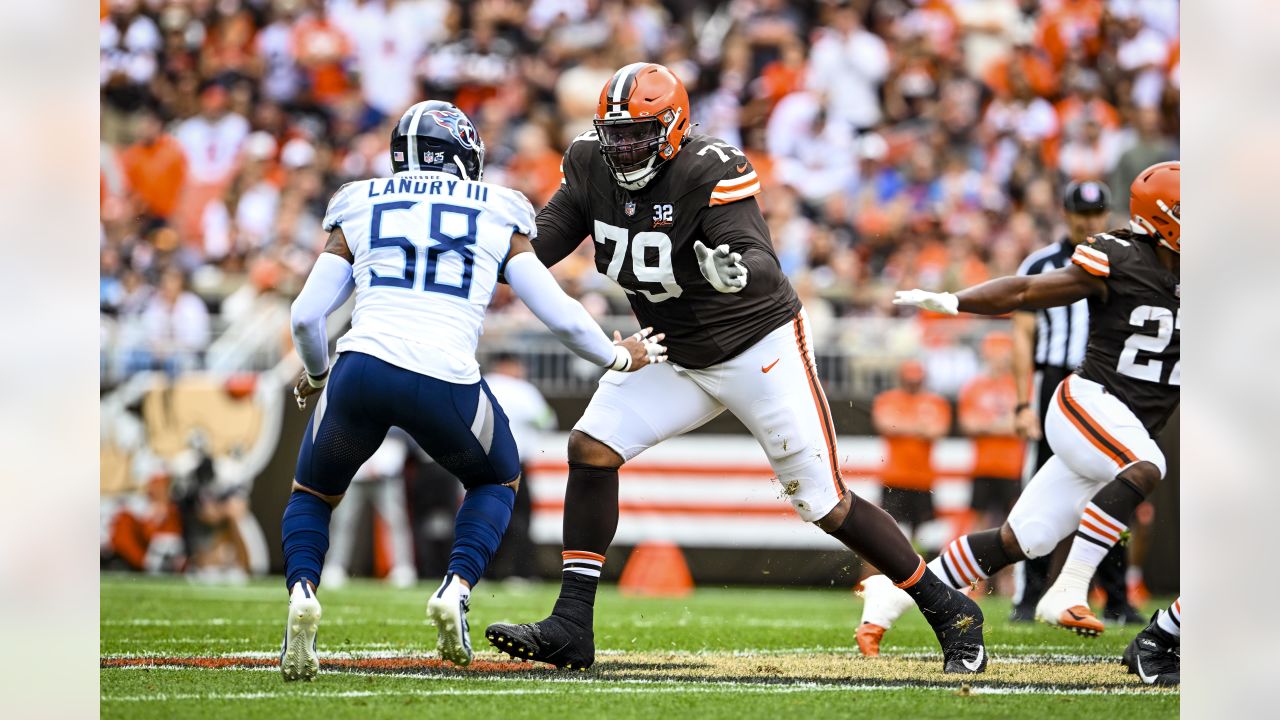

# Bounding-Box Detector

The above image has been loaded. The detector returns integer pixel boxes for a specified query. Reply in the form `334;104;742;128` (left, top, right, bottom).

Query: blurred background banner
98;0;1179;592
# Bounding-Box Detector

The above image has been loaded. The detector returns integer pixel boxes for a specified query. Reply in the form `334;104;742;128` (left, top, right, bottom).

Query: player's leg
1036;375;1165;634
486;362;725;669
706;314;985;673
1013;365;1065;621
859;453;1103;655
1124;596;1180;685
319;477;366;589
399;375;523;667
281;352;393;681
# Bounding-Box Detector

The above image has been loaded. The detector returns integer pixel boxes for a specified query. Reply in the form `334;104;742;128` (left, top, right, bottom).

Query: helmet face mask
390;101;485;181
595;117;667;187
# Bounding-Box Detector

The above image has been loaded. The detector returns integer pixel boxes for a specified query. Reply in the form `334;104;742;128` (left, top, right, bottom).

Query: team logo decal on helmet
425;109;479;151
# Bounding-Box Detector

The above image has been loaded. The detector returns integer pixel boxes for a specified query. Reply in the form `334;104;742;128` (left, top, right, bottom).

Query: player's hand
892;289;959;315
1014;405;1042;440
293;369;328;410
609;327;667;372
693;240;748;293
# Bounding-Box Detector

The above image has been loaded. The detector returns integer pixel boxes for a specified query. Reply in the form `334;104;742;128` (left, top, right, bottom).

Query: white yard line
102;681;1169;703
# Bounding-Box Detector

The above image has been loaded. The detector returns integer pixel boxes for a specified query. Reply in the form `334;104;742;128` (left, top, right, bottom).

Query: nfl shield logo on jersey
624;201;636;216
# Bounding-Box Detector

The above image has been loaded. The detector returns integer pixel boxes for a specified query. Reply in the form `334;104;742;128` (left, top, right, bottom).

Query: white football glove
693;240;748;293
608;327;669;372
892;289;959;316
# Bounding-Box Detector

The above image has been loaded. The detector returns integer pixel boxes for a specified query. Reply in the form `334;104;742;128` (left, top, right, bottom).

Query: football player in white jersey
278;100;666;681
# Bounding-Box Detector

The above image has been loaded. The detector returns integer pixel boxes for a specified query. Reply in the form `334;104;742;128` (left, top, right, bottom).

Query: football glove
892;289;959;316
293;369;328;410
609;327;668;371
693;240;748;293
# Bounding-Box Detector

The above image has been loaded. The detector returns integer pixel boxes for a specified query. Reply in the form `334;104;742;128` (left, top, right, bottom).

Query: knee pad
1009;518;1063;560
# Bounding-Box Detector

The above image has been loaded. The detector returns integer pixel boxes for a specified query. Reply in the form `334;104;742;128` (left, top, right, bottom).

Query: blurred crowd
99;0;1180;384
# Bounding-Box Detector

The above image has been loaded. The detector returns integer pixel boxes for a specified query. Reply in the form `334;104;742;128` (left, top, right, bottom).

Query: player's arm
530;184;592;269
504;233;665;371
894;264;1105;316
290;228;355;407
1011;311;1040;439
693;196;775;294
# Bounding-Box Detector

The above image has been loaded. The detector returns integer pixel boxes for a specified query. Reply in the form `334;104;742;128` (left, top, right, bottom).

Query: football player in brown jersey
485;63;988;674
864;161;1179;654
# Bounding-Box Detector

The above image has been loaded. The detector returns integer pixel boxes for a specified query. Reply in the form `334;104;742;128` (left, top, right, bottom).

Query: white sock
1064;502;1127;571
1054;558;1097;601
1156;597;1181;638
933;535;987;590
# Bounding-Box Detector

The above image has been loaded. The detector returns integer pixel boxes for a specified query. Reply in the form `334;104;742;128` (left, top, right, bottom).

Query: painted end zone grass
101;574;1177;719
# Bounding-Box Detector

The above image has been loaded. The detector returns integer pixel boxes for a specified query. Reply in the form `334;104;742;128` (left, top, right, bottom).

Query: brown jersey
533;132;801;369
1070;229;1180;435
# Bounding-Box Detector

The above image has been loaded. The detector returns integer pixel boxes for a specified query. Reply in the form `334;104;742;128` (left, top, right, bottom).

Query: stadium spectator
134;267;210;375
118;107;187;222
806;0;890;133
872;360;951;547
958;332;1023;529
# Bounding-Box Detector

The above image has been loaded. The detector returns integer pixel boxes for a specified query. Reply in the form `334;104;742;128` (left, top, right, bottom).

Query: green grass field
101;573;1177;719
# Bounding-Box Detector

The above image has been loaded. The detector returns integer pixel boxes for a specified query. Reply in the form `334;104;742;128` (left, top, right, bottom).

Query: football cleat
926;588;988;674
855;574;915;656
426;575;473;667
1035;585;1106;637
1123;612;1180;685
280;581;321;682
485;615;595;670
855;623;886;657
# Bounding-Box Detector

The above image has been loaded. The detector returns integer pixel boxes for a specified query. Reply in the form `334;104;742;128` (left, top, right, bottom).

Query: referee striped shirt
1017;239;1089;369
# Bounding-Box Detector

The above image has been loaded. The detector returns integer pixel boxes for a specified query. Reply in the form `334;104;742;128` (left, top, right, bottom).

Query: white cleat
280;581;322;681
856;574;917;656
1034;582;1105;637
427;574;473;667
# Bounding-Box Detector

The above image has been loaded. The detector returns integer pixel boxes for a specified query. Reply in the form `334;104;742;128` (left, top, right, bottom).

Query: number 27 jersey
322;171;536;384
1071;229;1180;435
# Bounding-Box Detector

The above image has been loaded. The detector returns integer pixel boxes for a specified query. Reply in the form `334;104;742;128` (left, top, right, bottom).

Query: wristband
608;345;632;372
306;369;330;389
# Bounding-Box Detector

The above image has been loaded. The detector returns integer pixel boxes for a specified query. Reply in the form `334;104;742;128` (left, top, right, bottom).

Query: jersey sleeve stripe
709;183;762;205
714;171;758;192
1072;255;1110;276
1074;245;1109;263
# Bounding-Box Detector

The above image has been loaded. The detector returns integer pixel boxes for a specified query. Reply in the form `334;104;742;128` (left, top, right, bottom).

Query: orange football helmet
1128;161;1180;252
594;62;691;190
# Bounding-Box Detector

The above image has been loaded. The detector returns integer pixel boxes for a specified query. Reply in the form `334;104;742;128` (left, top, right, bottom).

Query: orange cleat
856;622;886;657
1049;605;1106;637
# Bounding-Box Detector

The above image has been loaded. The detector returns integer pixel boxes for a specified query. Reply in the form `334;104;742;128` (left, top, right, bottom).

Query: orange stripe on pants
792;316;844;498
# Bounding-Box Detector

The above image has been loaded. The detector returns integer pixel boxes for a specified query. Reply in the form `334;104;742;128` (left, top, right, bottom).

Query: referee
1008;180;1140;624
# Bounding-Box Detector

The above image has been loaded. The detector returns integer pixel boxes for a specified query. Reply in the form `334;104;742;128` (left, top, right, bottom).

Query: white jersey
322;171;537;384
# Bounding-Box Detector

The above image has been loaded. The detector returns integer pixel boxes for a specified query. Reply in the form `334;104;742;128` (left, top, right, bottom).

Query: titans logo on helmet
425;109;479;151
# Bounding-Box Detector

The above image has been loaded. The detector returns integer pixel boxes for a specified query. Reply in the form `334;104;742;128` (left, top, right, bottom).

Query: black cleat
925;588;988;674
1122;612;1179;686
485;615;595;670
